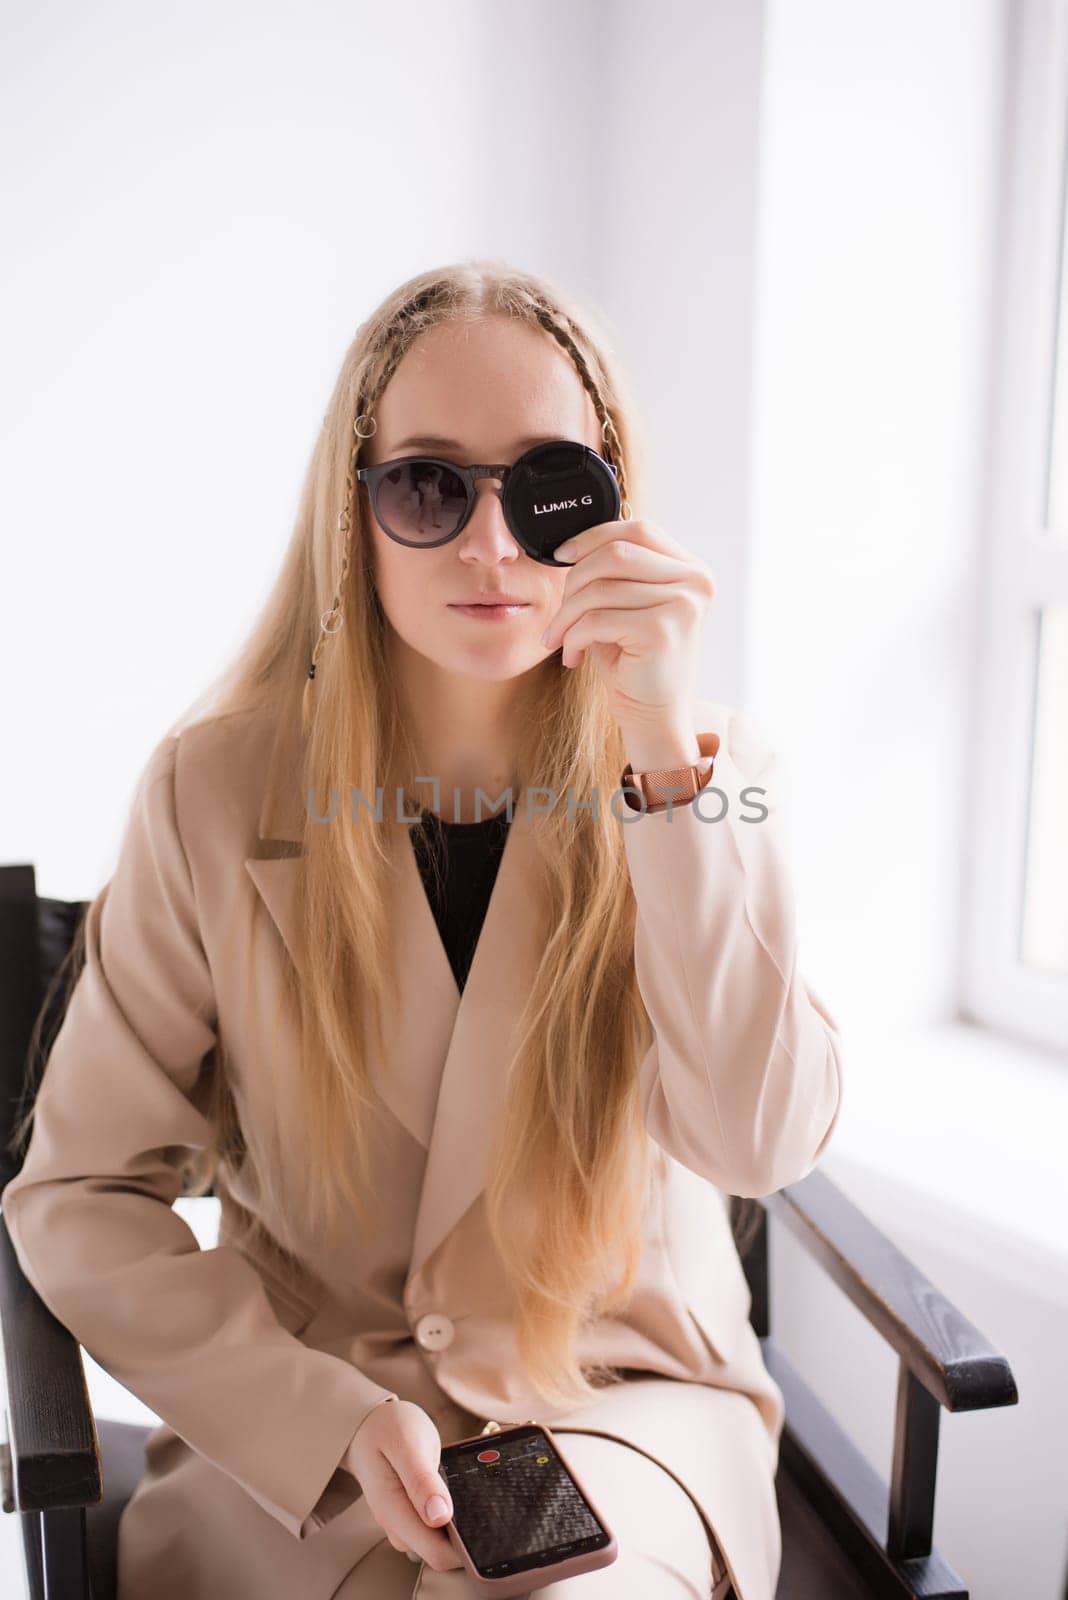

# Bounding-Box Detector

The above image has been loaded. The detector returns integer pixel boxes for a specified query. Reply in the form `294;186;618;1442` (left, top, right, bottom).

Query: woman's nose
460;482;522;556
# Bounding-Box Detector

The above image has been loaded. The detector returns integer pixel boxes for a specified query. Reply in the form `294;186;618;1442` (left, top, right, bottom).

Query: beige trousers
332;1425;734;1600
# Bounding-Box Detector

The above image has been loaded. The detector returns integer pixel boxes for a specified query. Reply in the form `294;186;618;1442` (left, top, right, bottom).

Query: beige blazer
1;694;843;1600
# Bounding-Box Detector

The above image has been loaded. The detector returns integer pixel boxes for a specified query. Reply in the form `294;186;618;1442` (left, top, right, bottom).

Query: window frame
961;0;1068;1055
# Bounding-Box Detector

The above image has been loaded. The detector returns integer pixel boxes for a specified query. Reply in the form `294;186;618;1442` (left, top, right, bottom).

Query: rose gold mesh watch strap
621;730;719;813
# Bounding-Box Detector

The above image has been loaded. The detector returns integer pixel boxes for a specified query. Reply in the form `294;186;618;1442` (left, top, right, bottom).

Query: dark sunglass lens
375;460;469;543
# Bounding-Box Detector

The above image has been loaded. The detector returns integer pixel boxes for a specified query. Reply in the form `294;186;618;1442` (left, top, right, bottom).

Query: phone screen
437;1425;610;1579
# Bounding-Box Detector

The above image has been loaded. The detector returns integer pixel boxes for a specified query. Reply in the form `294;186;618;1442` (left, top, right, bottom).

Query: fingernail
425;1493;450;1522
556;540;577;560
539;628;551;645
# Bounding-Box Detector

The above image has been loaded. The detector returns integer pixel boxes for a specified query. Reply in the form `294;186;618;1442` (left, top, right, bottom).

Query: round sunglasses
356;439;621;565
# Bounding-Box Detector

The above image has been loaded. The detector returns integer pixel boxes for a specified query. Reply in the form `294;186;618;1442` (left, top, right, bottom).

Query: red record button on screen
476;1449;501;1463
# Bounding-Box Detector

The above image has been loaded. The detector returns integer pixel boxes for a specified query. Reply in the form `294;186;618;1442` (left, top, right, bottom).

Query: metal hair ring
319;609;343;635
354;413;377;438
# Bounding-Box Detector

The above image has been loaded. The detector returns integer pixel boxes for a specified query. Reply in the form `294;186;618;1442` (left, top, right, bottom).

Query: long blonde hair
12;260;762;1409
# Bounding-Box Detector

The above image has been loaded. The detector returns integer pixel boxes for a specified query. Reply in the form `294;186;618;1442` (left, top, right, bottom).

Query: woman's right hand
342;1398;464;1572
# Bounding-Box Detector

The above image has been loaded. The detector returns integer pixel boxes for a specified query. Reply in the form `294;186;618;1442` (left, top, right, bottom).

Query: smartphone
435;1421;618;1597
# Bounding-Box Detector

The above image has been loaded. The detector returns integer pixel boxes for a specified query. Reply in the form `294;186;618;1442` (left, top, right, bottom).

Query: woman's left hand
539;519;716;728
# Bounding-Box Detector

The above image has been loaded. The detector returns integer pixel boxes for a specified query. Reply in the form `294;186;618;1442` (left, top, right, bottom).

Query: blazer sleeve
0;733;399;1541
621;706;843;1198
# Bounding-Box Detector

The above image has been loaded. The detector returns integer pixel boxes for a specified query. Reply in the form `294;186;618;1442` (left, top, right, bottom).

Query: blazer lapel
243;702;547;1279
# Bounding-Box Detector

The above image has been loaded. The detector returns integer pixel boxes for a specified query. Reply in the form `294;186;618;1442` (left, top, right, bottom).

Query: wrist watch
621;731;719;813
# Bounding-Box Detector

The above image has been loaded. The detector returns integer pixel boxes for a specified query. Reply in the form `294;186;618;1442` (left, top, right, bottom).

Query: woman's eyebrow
388;432;563;455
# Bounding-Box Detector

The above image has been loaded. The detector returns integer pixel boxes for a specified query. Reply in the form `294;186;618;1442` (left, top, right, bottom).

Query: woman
2;261;844;1599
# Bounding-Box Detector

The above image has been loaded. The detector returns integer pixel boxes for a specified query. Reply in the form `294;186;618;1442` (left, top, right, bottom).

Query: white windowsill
819;1018;1068;1277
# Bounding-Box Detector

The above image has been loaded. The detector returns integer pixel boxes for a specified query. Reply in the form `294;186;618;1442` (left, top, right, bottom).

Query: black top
409;807;512;993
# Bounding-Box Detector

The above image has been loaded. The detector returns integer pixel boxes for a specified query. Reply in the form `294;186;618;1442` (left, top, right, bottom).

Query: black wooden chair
0;862;1020;1599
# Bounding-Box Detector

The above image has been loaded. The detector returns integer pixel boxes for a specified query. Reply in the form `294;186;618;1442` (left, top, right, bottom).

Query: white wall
748;0;1008;1031
594;0;766;708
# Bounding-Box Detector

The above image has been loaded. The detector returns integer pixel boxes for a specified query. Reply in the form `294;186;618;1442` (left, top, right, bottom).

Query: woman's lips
448;603;530;620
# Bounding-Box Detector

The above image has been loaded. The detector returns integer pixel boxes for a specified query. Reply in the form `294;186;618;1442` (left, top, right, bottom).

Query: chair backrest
0;863;91;1189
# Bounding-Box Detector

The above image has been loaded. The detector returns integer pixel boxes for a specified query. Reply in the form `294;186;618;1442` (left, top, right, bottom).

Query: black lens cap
503;441;621;564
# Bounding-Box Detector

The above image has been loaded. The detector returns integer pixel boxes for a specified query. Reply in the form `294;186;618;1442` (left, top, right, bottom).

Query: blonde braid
301;294;446;729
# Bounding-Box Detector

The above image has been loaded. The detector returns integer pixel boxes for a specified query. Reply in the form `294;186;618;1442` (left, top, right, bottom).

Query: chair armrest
0;1209;102;1511
759;1167;1020;1586
764;1168;1019;1411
